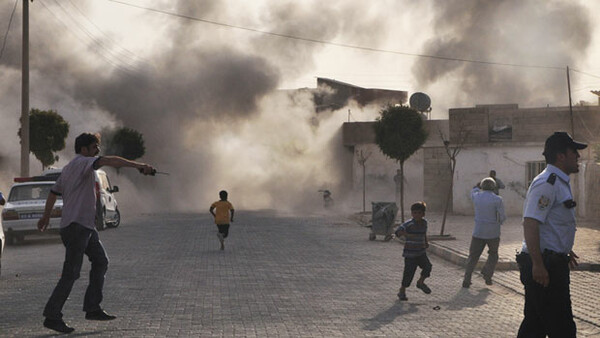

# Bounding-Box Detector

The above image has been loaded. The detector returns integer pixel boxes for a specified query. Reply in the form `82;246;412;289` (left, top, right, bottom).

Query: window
526;161;546;187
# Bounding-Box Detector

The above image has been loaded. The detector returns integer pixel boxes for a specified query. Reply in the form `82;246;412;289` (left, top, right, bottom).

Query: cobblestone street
0;211;599;337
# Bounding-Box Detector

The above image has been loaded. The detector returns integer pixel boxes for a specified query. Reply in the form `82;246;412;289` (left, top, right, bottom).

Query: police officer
516;131;586;338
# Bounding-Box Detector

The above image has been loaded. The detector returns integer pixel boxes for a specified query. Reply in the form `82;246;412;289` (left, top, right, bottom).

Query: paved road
1;211;599;337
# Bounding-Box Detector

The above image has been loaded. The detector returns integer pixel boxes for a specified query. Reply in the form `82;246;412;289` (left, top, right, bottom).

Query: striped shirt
395;218;428;258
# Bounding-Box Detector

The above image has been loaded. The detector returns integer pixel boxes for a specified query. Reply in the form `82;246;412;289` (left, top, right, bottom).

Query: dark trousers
402;254;432;287
463;237;500;282
217;224;230;238
516;251;576;338
43;223;109;320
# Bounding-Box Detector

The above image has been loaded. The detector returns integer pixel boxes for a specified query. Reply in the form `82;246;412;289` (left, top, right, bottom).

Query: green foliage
103;127;146;161
374;105;428;164
20;108;70;169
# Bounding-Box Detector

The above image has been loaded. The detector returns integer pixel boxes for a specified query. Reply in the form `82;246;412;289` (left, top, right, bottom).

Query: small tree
356;149;371;213
19;108;70;170
374;105;428;222
438;122;469;236
103;127;146;160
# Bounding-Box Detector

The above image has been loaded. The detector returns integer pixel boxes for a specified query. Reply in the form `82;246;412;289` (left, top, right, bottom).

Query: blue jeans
43;223;109;320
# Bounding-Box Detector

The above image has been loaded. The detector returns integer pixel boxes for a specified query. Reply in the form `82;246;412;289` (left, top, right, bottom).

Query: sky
1;0;600;212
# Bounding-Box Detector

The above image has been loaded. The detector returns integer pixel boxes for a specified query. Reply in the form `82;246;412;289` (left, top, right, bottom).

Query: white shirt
471;187;506;239
51;155;99;230
521;164;577;254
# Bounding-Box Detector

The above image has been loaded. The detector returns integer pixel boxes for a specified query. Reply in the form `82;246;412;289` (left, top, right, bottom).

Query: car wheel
96;209;105;231
107;208;120;228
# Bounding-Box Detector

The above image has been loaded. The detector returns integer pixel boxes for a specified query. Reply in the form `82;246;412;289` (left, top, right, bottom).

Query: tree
374;105;428;222
356;149;371;213
438;121;469;236
19;108;69;170
103;127;146;161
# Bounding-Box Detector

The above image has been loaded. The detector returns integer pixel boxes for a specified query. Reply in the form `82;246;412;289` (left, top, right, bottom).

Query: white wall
453;145;543;216
352;144;424;212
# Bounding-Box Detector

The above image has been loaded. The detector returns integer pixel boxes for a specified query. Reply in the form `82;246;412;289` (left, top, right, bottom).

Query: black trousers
402;253;432;288
516;251;576;338
44;223;109;320
217;224;230;238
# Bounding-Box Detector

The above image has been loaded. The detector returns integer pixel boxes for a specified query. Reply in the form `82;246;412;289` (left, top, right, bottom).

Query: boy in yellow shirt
209;190;235;250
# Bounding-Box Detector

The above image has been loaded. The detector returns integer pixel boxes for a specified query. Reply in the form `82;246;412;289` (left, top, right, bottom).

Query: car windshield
8;184;60;202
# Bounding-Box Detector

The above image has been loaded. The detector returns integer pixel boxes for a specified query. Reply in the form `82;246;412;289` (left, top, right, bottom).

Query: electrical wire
107;0;573;72
0;0;19;62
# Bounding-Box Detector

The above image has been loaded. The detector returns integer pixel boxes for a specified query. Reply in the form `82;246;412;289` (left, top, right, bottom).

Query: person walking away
210;190;235;250
395;201;432;301
516;131;586;338
462;177;506;288
37;133;156;334
489;170;505;195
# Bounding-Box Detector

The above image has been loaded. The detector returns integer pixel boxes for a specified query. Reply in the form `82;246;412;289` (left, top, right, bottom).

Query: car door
97;171;117;221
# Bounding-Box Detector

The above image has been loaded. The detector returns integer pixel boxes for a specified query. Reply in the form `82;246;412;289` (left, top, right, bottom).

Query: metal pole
21;0;29;177
566;66;574;137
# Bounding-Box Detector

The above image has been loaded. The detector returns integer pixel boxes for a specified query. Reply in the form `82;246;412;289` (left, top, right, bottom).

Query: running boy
209;190;235;250
395;201;432;301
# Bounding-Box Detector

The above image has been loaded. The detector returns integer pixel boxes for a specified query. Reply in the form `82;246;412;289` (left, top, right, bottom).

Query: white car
1;181;63;244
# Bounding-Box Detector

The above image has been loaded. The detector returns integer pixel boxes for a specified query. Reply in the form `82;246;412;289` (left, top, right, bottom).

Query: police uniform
517;164;577;337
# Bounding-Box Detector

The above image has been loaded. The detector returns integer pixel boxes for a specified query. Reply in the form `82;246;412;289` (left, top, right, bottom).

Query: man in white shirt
462;177;506;288
38;133;155;334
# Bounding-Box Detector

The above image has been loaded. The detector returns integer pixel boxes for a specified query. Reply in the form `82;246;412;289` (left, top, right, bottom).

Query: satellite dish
409;92;431;112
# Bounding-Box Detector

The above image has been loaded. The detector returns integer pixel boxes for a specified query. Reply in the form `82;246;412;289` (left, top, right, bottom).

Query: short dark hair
411;201;426;212
74;133;100;154
219;190;228;200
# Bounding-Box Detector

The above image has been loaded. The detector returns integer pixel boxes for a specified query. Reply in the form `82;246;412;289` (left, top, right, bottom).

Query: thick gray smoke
412;0;592;110
0;0;389;212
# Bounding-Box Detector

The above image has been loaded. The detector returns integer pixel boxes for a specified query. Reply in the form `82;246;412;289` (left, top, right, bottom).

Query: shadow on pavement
444;288;491;311
361;301;419;331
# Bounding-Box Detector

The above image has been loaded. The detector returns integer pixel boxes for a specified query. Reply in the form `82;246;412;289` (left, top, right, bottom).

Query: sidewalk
352;212;600;271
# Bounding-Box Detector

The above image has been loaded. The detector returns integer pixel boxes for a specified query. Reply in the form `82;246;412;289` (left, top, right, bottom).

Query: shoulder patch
538;195;551;210
546;173;556;185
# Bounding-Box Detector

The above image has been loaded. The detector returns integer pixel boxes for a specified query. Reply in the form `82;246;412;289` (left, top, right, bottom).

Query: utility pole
566;66;574;138
20;0;30;177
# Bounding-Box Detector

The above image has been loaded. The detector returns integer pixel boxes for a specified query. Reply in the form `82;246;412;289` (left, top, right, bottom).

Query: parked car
94;169;120;230
0;168;121;243
42;168;121;231
1;180;62;244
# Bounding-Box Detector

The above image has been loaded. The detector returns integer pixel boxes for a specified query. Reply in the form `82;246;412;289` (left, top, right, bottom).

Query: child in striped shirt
395;201;432;301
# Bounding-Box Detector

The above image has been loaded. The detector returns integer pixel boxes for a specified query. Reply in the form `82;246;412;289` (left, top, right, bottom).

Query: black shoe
462;280;471;288
397;291;408;301
417;282;432;294
85;310;117;321
43;318;75;333
484;276;493;285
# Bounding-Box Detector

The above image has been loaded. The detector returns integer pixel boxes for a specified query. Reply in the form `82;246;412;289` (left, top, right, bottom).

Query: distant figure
37;132;156;334
320;189;334;208
393;169;401;202
394;201;432;301
516;132;586;337
462;178;506;288
489;170;505;195
210;190;235;250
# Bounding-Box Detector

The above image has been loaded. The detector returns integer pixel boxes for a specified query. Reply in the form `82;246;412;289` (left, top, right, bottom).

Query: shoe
43;318;75;333
85;310;117;321
397;291;408;301
416;282;432;294
462;280;471;288
484;276;493;285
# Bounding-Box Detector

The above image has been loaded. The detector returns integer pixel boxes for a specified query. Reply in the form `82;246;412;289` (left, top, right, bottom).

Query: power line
107;0;573;71
571;68;600;80
0;0;19;62
38;0;140;76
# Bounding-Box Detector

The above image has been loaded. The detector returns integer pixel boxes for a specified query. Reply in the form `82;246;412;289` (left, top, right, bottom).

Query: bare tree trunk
400;161;405;223
362;163;366;213
440;158;456;236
